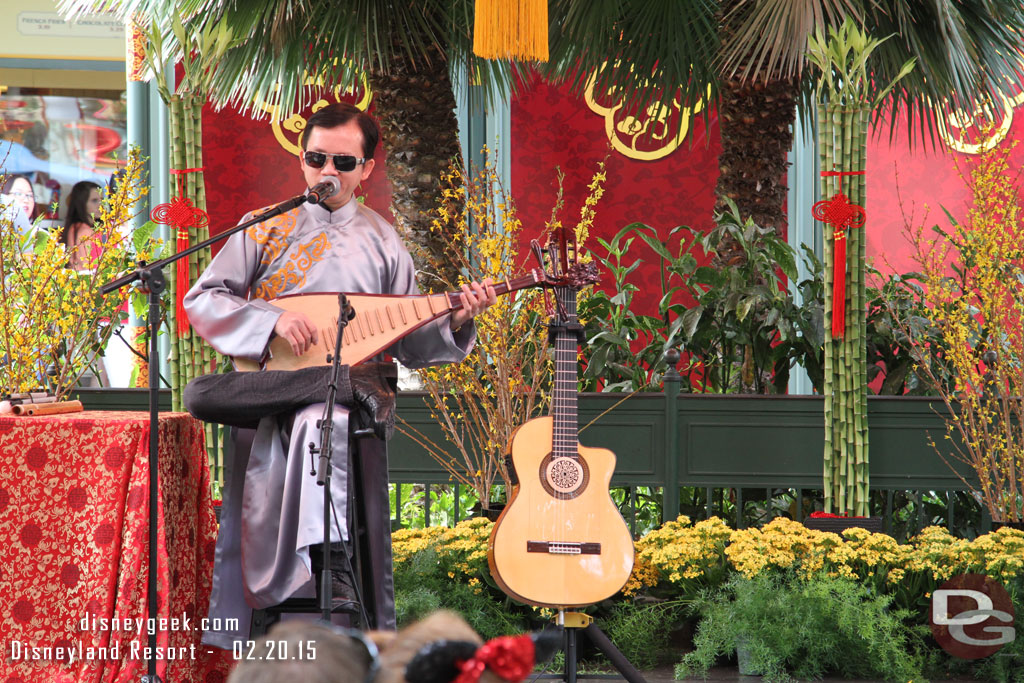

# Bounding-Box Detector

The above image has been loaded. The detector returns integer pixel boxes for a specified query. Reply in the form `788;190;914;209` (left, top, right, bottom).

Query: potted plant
890;133;1024;526
0;150;157;400
803;510;883;534
677;572;925;682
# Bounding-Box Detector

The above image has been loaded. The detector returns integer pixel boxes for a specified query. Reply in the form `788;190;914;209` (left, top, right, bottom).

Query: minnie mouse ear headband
404;628;561;683
330;625;382;683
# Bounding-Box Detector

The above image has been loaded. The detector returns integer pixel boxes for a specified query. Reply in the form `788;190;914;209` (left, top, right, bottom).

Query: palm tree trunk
368;47;464;287
713;76;797;240
712;75;798;394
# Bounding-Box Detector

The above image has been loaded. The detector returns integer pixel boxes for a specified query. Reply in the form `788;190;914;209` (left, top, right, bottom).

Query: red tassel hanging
812;176;866;339
831;228;847;338
176;228;191;333
150;168;209;337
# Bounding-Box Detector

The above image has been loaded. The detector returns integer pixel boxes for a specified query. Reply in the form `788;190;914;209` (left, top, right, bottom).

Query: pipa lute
233;269;548;371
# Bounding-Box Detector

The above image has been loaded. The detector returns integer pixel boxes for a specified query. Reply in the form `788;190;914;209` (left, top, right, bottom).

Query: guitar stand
539;611;646;683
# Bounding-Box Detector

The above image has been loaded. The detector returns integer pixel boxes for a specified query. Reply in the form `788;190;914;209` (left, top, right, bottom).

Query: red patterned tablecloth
0;411;234;683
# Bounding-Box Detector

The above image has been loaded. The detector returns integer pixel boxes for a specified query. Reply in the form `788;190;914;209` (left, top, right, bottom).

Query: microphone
306;176;341;204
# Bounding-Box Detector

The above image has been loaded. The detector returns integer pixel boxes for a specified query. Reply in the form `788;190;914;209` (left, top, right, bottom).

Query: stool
250;596;362;637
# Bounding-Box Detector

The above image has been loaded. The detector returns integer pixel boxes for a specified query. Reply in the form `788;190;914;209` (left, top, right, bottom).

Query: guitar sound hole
539;453;588;499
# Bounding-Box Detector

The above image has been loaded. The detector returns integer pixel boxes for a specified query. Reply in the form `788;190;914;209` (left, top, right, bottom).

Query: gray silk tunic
184;197;472;647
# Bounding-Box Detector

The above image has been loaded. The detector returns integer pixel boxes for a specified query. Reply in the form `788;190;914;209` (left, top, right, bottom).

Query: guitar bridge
526;541;601;555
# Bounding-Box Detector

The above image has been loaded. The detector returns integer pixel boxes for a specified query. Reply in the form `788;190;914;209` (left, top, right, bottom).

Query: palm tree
64;1;1024;249
547;1;1024;237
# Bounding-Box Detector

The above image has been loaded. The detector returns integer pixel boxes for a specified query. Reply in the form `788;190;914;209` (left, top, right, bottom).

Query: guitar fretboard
551;285;579;459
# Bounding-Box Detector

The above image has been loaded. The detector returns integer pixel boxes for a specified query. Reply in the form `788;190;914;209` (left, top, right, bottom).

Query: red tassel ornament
150;168;209;337
812;175;866;339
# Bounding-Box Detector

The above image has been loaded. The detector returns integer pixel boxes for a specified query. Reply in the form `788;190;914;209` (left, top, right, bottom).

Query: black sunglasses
303;151;367;172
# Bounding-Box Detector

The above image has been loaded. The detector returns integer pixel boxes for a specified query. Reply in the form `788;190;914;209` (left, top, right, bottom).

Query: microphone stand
100;190;315;683
307;293;368;625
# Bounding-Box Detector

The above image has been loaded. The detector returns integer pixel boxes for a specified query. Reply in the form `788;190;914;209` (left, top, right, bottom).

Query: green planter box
390;392;973;491
73;388;973;504
70;388;173;412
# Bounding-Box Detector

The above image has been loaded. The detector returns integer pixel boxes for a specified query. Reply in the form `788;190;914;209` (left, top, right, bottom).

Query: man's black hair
301;103;379;159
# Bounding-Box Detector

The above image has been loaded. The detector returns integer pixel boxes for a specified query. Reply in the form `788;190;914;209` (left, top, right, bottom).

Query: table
0;411;234;683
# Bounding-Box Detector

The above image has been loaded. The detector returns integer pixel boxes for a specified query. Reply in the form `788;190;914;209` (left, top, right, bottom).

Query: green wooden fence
72;385;981;534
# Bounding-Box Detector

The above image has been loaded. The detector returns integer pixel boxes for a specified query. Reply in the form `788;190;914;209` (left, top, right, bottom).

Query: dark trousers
183;366;351;429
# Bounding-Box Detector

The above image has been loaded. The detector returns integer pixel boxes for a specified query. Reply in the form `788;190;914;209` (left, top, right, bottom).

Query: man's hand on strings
274;310;318;356
450;278;497;331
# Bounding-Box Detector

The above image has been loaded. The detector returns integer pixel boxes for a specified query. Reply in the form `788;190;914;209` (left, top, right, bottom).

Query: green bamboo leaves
809;19;914;516
806;20;915;109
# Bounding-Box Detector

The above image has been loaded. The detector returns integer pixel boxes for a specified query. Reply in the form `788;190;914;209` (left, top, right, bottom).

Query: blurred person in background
62;180;102;270
224;611;556;683
2;174;38;222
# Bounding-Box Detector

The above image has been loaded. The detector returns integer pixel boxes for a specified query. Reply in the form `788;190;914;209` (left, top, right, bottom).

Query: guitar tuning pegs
530;240;548;274
547;243;560;276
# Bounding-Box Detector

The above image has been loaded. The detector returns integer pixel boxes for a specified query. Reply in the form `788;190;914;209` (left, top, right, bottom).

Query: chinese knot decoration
150;168;209;336
812;170;866;338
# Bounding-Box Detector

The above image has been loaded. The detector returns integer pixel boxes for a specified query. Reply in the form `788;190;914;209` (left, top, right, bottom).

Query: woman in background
2;174;38;223
62;180;102;270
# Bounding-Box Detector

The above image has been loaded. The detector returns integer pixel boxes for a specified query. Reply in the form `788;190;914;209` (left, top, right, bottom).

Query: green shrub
393;544;529;640
601;599;689;669
676;573;927;683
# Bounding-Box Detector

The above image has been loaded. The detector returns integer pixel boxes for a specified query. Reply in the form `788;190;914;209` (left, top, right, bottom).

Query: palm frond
544;0;720;114
718;0;857;80
866;0;1024;147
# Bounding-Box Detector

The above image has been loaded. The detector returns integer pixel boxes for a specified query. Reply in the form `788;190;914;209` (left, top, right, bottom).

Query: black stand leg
541;612;646;683
140;267;165;683
565;627;577;683
583;624;645;683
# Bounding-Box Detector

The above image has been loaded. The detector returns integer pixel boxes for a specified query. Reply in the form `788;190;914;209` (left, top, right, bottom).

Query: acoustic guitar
488;233;635;608
232;269;548;371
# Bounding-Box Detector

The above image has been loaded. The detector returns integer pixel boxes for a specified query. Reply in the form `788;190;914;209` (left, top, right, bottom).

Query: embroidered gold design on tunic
251;232;334;300
246;208;299;266
294;233;330;271
254;261;302;300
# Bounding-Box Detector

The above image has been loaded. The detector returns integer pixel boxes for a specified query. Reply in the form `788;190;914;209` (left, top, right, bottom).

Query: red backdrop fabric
511;75;721;315
866;111;1024;277
198;77;1024;310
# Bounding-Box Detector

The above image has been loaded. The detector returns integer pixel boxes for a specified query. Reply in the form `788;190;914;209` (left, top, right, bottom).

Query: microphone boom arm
101;192;308;295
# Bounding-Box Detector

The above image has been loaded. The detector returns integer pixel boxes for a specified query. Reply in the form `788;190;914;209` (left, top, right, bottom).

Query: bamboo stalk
840;107;850;514
821;102;835;512
168;95;184;409
844;107;858;515
853;108;868;515
860;109;871;514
